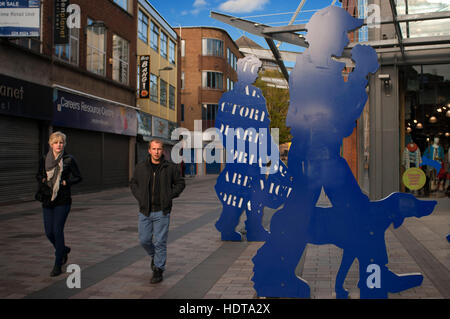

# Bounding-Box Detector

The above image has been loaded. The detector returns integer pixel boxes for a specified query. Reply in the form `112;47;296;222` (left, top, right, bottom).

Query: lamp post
158;66;173;76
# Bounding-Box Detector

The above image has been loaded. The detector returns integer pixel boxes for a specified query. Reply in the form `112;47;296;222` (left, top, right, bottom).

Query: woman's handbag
35;182;52;203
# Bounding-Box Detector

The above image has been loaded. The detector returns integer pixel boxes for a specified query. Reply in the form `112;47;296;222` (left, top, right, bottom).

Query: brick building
135;0;179;163
175;27;243;175
0;0;138;203
176;27;243;132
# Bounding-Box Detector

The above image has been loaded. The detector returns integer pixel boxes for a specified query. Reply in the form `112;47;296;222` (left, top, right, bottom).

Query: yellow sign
402;167;426;190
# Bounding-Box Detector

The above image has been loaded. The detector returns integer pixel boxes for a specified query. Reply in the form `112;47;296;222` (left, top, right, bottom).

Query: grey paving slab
0;175;448;299
24;207;221;299
160;242;249;299
392;226;450;298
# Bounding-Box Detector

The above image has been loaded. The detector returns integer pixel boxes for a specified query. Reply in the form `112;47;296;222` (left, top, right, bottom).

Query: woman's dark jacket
130;156;185;216
36;153;82;208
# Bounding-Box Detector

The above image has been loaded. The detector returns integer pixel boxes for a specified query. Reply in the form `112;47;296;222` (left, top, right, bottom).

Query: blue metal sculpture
214;55;292;242
249;6;437;299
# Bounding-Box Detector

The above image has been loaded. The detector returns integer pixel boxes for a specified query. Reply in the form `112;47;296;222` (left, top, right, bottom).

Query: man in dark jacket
130;139;185;283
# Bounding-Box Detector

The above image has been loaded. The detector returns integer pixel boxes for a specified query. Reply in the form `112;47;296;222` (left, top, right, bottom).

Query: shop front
400;64;450;198
136;111;153;164
0;74;53;203
52;89;137;193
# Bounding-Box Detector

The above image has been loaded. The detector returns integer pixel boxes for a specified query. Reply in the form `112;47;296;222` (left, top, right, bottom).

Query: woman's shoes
50;247;71;277
50;265;62;277
61;246;71;265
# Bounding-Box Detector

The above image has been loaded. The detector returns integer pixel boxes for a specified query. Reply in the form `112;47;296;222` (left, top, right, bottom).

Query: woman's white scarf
45;151;63;201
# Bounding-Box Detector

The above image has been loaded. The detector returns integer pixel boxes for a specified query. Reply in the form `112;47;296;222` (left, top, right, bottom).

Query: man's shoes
150;268;163;284
151;258;156;271
50;265;62;277
61;246;71;265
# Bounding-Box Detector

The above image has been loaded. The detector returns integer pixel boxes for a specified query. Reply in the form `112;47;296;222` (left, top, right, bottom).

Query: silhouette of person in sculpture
252;5;436;299
214;55;291;242
252;6;379;298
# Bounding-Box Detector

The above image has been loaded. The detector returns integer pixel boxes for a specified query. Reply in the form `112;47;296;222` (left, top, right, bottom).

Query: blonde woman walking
36;132;82;276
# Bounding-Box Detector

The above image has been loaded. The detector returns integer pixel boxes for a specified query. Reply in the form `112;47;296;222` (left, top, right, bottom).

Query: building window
202;104;219;128
113;0;127;11
227;78;234;91
160;79;167;106
181;39;185;57
9;37;40;53
202;38;223;57
137;64;140;95
87;18;106;76
169;39;176;64
181;104;185;122
160;32;168;59
169;85;175;110
227;48;237;70
138;10;148;43
227;48;237;71
181;72;185;90
150;21;159;52
54;27;79;65
150;73;158;102
112;34;129;85
202;71;223;90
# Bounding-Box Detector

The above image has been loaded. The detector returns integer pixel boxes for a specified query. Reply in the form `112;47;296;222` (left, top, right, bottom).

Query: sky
147;0;341;53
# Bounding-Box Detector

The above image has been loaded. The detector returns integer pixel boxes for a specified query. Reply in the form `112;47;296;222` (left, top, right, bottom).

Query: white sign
0;1;40;37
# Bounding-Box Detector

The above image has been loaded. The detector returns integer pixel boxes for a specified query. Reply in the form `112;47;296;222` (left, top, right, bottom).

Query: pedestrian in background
130;139;185;284
36;131;82;277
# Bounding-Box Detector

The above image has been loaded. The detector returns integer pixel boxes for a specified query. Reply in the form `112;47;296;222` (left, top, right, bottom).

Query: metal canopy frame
211;8;450;81
389;0;405;58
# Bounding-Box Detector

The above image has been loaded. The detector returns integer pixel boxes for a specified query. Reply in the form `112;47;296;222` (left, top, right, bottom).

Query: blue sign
0;74;52;120
216;5;437;299
0;0;40;37
53;90;137;136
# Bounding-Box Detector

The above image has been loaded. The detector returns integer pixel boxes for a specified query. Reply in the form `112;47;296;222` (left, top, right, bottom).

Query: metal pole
277;0;307;48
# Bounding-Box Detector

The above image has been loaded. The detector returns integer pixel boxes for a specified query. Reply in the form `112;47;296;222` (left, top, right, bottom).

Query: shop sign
139;55;150;99
0;0;40;37
402;167;426;190
0;74;52;120
53;89;137;136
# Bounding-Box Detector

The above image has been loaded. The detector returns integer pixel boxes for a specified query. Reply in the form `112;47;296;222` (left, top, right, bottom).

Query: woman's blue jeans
43;204;71;266
138;211;170;271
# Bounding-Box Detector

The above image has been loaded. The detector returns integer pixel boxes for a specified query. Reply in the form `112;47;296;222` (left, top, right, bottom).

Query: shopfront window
400;63;450;196
396;0;450;38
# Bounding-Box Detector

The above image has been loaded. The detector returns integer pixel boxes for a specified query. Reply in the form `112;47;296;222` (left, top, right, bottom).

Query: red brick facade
176;27;243;131
41;0;137;105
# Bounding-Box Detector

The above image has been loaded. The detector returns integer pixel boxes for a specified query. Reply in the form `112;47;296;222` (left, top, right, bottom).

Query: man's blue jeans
138;211;170;271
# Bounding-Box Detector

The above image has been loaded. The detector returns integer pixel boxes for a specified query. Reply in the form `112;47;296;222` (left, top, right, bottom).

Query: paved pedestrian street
0;176;448;299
